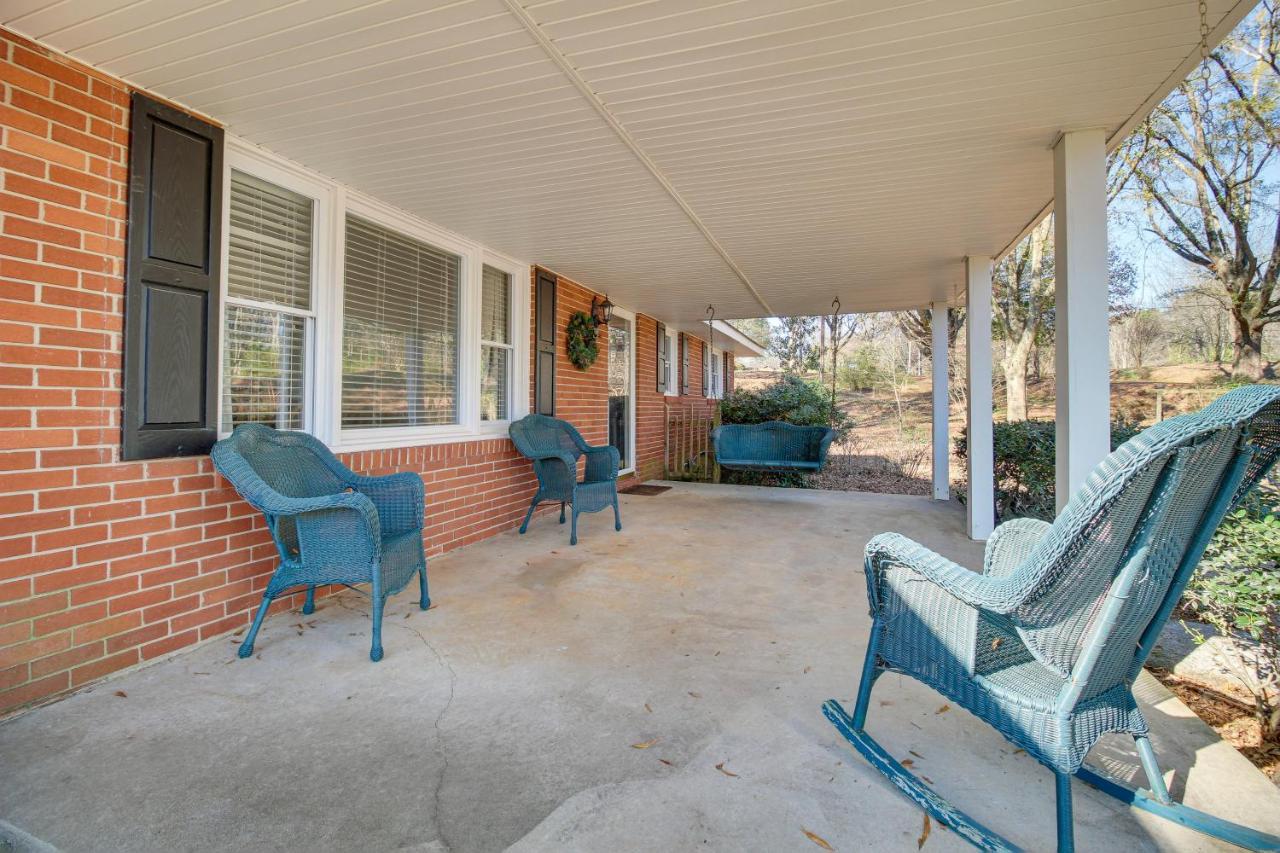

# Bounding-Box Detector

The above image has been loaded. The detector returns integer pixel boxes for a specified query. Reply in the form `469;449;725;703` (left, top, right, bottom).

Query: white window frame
220;135;530;452
478;251;530;435
609;305;638;475
705;345;725;399
217;142;335;439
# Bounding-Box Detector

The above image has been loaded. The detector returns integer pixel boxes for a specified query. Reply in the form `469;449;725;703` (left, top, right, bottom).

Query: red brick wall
0;35;646;715
634;315;666;481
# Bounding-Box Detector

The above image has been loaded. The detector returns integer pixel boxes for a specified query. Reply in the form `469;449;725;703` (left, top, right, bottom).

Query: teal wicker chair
824;385;1280;852
711;421;837;473
211;424;428;662
509;414;621;546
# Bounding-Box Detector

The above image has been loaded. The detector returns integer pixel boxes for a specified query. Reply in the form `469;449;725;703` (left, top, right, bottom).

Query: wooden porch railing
664;400;720;482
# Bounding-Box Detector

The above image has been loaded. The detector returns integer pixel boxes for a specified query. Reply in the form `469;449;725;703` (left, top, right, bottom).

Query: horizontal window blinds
222;171;312;433
342;215;460;429
480;264;511;422
227;171;312;309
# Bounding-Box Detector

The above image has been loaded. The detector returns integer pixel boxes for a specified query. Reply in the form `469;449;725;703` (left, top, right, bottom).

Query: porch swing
710;301;839;474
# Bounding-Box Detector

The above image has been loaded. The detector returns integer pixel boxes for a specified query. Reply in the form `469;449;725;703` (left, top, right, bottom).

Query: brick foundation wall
0;35;655;715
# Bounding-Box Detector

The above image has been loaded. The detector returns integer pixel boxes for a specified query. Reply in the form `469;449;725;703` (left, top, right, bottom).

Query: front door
608;313;633;470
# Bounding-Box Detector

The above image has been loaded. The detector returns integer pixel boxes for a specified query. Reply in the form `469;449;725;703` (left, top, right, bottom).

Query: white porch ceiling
3;0;1250;321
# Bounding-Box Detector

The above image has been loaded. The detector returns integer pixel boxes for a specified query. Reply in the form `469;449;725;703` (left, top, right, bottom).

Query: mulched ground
1149;668;1280;784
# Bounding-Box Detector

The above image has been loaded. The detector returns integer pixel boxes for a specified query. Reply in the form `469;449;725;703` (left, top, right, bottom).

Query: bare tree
896;307;965;360
1112;3;1280;378
993;219;1055;421
1113;308;1166;369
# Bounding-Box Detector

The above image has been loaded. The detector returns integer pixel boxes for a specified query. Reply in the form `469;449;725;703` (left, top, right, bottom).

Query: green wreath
566;310;599;371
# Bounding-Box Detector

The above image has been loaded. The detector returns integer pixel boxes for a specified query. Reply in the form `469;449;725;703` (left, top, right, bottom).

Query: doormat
621;484;672;496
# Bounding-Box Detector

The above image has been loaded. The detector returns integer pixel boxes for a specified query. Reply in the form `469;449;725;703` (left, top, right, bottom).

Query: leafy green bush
719;374;850;430
954;418;1142;521
1182;489;1280;741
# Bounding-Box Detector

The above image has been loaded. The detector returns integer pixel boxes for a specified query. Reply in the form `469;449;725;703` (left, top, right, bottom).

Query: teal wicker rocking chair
211;424;428;662
824;385;1280;852
509;414;621;546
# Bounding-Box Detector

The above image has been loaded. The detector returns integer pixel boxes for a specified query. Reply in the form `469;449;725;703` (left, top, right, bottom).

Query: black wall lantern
591;294;614;327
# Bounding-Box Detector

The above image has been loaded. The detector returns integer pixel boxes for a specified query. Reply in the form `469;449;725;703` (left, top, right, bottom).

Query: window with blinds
221;170;313;433
480;264;512;421
342;215;460;429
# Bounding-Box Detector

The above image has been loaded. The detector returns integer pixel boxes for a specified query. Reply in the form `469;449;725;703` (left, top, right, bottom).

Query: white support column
1053;129;1111;513
965;257;995;540
931;302;950;501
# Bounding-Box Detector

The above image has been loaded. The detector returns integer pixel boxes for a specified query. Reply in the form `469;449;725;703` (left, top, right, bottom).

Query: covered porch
3;484;1276;852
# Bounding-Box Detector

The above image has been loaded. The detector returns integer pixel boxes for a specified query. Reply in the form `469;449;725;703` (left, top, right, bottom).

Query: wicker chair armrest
582;444;620;482
351;471;424;536
815;428;837;464
864;532;1014;613
982;517;1053;578
292;498;382;585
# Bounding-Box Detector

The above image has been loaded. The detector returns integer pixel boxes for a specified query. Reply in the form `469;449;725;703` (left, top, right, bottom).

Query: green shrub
719;374;850;431
1181;489;1280;741
954;418;1142;521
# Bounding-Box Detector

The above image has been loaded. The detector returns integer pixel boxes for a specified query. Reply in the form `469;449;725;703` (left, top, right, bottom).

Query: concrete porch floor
2;483;1278;852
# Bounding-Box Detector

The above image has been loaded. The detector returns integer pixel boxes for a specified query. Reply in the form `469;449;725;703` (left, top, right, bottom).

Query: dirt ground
733;363;1280;780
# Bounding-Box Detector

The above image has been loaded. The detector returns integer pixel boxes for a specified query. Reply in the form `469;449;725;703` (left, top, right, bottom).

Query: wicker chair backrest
1004;387;1280;686
509;414;584;461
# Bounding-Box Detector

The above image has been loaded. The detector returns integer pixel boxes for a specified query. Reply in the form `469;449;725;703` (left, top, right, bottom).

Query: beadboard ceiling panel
4;0;1252;320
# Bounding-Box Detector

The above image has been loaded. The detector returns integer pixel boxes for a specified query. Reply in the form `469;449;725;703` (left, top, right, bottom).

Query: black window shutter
122;93;224;461
534;269;557;415
655;322;667;393
680;334;690;395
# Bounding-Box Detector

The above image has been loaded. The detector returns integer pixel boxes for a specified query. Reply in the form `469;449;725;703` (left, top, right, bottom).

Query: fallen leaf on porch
802;829;834;850
113;690;127;698
631;738;659;749
991;637;1004;651
879;700;893;707
688;691;702;698
921;775;934;784
658;758;673;766
644;703;653;713
935;704;950;714
917;813;931;848
193;671;209;676
404;612;412;619
1012;749;1025;756
909;750;923;758
714;762;738;777
803;665;812;674
900;759;915;767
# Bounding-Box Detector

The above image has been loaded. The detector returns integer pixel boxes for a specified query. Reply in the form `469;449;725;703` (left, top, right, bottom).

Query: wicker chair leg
418;565;430;610
559;502;566;524
519;497;539;534
851;624;883;729
570;508;579;546
302;585;316;615
370;594;385;662
1055;772;1075;852
238;592;273;658
1133;735;1170;803
612;496;622;532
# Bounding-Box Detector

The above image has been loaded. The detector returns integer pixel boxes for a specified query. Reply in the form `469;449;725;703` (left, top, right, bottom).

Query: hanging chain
1198;0;1212;95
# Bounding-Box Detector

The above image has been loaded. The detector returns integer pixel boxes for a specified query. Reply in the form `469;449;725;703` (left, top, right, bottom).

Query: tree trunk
1001;334;1034;422
1232;317;1265;379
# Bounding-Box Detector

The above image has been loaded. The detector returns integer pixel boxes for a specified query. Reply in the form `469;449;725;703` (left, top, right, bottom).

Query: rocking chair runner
210;424;429;661
824;385;1280;852
509;414;622;545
